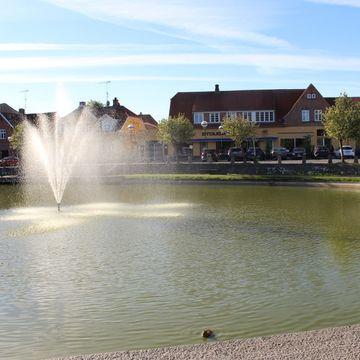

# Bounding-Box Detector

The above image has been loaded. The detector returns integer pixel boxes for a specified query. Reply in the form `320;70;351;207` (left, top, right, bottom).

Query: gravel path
53;324;360;360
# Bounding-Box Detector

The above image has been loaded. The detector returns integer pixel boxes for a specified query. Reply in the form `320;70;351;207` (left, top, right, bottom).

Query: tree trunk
340;138;345;163
242;143;247;163
253;138;258;164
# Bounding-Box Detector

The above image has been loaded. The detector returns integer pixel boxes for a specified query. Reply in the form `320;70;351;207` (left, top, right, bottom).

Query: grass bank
113;173;360;183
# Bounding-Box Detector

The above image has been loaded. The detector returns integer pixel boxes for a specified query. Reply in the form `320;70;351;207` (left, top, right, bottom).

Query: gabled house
169;84;359;157
0;104;23;158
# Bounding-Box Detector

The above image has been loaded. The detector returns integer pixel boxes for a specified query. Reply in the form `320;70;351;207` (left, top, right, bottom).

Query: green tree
9;122;26;154
222;115;257;162
323;93;360;162
158;114;194;162
87;100;104;113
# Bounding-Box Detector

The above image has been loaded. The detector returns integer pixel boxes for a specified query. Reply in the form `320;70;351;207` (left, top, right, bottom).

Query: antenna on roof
20;89;29;110
99;81;111;106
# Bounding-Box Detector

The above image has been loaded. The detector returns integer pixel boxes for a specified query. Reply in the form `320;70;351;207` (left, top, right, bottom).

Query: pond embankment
53;324;360;360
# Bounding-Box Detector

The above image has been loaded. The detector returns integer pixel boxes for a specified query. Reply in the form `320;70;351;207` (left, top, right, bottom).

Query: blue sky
0;0;359;119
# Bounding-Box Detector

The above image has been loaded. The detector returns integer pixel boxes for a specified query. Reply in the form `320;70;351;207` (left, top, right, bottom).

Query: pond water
0;184;360;359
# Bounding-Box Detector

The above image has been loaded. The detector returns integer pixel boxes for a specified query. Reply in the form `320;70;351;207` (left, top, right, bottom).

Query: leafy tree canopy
222;115;257;147
323;93;360;161
9;121;26;152
158;114;194;148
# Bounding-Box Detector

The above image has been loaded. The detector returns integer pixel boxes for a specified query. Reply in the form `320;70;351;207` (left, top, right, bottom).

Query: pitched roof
325;97;360;107
0;112;14;128
0;103;19;115
170;88;305;121
138;113;158;126
66;103;137;130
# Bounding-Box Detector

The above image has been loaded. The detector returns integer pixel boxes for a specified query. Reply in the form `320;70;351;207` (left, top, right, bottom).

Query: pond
0;184;360;359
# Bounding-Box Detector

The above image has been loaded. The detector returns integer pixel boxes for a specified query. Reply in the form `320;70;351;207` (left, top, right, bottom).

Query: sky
0;0;359;120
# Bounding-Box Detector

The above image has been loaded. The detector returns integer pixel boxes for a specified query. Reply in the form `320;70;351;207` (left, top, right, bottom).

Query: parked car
271;147;289;159
313;145;330;159
227;147;244;161
335;146;355;159
201;149;218;162
0;156;19;167
289;147;306;159
246;147;265;160
217;152;230;161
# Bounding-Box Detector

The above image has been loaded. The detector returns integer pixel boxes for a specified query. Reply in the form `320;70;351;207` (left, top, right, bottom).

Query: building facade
169;84;357;157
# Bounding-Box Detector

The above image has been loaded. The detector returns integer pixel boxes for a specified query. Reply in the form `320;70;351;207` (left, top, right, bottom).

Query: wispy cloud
0;43;198;52
43;0;290;48
1;53;360;72
306;0;360;7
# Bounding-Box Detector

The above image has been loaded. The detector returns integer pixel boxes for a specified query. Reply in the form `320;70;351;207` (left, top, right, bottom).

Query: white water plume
22;107;101;205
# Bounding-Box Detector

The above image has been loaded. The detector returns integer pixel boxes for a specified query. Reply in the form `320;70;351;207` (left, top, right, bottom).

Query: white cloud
306;0;360;7
1;53;360;72
43;0;290;48
0;43;197;52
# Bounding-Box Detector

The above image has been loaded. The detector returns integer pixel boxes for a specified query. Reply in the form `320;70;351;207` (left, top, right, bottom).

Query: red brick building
169;84;359;157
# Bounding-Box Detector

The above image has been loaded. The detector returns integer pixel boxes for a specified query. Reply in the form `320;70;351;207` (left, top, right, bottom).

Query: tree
222;115;257;162
323;93;360;163
87;100;104;113
158;114;194;162
9;122;26;154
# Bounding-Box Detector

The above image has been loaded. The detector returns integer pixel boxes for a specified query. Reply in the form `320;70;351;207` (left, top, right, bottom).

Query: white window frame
307;94;312;99
311;93;317;99
193;112;204;124
314;109;323;122
226;111;237;118
209;112;220;123
0;129;6;139
254;111;275;123
302;110;310;122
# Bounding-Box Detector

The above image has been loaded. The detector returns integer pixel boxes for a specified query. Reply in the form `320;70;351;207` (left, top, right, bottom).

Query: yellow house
120;116;162;161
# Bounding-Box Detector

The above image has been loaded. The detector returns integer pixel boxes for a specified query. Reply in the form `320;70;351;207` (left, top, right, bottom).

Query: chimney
215;84;220;92
113;97;120;107
19;108;25;115
79;101;86;107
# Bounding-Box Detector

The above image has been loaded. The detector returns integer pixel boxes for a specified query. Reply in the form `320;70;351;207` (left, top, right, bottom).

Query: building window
240;112;252;121
209;112;220;123
0;129;6;139
311;94;317;99
254;111;275;123
226;111;237;118
193;112;204;124
314;110;323;122
302;110;310;122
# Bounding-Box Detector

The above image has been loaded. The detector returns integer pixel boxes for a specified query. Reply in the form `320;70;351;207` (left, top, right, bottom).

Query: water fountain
22;107;101;210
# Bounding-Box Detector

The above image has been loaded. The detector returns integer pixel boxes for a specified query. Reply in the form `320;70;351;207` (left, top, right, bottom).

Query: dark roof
138;113;158;126
170;89;305;121
0;103;19;115
66;103;137;131
325;97;360;107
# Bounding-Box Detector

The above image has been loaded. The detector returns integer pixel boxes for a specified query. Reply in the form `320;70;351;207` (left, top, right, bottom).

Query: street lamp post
218;125;224;158
127;123;135;161
201;119;208;148
201;120;209;162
